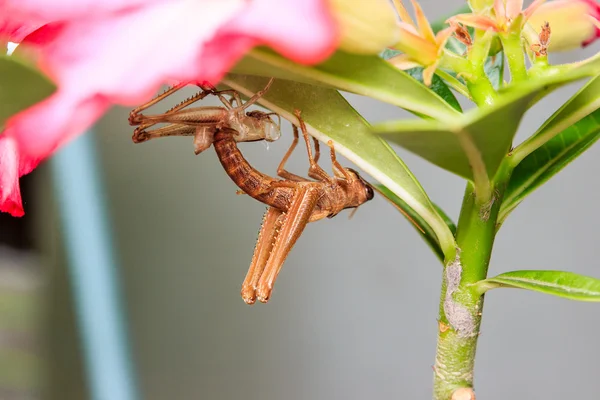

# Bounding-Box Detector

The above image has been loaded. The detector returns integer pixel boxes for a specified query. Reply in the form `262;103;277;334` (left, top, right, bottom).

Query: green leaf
485;52;504;90
222;74;457;261
405;68;462;112
500;75;600;224
232;48;461;121
474;270;600;301
0;55;56;129
380;48;401;60
374;61;600;198
375;184;456;263
374;89;540;199
377;52;462;112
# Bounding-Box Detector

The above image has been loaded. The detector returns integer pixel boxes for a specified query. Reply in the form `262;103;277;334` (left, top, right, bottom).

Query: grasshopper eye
365;184;374;201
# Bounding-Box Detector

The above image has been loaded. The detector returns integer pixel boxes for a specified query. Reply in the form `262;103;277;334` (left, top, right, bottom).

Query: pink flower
388;0;455;86
449;0;547;33
0;0;338;216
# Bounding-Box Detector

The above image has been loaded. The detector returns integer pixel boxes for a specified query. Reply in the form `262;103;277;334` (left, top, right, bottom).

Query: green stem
466;78;496;106
501;32;527;83
432;166;512;400
465;30;497;106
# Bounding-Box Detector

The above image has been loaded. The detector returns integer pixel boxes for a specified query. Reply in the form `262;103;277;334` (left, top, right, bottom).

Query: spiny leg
293;109;332;183
276;124;306;182
129;85;213;127
132;122;196;143
129;83;186;124
241;207;285;304
256;185;320;303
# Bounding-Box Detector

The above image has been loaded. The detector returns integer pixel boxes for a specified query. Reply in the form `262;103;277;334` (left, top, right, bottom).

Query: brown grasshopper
129;82;374;304
212;111;373;304
129;78;281;154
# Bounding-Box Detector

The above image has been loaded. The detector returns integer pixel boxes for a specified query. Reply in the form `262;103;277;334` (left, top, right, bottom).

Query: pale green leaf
232;48;461;121
475;270;600;301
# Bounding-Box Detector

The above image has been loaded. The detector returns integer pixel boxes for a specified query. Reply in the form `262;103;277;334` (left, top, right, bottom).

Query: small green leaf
375;184;456;263
405;68;462;112
500;75;600;224
233;48;461;121
380;48;401;60
475;270;600;301
222;74;457;261
485;52;504;90
0;55;56;128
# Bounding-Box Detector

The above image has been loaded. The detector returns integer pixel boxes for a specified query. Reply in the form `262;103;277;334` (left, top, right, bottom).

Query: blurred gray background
3;0;599;399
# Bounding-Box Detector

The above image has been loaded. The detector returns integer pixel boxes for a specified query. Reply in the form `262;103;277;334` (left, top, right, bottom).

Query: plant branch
433;165;512;399
500;24;528;83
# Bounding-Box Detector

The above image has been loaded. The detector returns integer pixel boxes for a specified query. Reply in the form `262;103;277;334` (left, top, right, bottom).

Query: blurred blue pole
50;132;139;400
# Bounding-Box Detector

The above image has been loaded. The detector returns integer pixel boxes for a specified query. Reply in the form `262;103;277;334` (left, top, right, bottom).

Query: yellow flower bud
328;0;399;54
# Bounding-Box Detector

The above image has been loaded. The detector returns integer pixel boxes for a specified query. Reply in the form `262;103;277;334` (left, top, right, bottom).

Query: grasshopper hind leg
241;207;285;304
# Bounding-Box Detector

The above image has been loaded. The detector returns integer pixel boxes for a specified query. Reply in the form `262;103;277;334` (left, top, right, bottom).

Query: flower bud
526;0;600;51
327;0;399;54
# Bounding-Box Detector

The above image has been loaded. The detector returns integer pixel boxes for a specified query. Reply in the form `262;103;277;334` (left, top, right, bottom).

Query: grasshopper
129;81;374;304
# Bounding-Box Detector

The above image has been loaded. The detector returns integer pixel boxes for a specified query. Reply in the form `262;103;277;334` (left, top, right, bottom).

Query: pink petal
505;0;525;20
448;14;499;31
494;0;508;22
2;0;166;22
0;135;40;217
6;88;110;159
583;0;600;46
217;0;337;64
522;0;547;20
0;1;46;42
